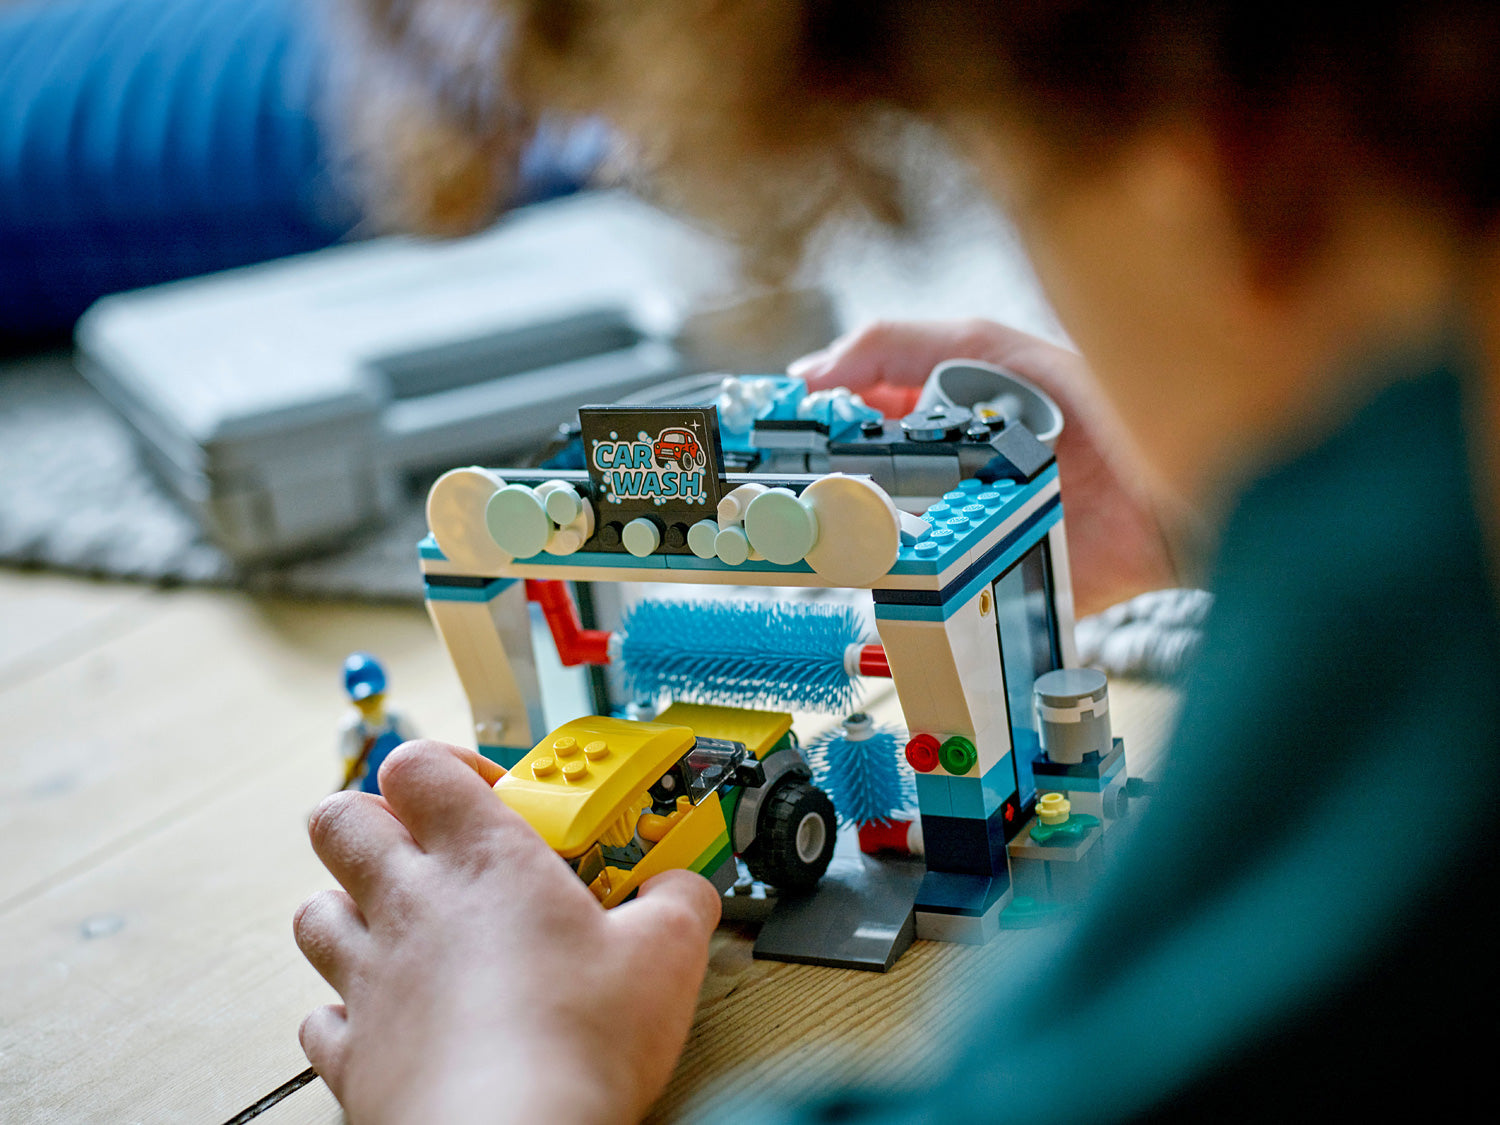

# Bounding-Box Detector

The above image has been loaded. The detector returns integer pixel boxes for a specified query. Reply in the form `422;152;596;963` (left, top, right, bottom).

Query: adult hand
792;319;1181;616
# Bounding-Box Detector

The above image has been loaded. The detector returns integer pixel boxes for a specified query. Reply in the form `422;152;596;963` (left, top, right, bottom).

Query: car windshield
682;738;748;804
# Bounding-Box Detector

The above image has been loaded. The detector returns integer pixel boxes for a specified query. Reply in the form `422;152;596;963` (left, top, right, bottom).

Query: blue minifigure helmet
343;652;388;701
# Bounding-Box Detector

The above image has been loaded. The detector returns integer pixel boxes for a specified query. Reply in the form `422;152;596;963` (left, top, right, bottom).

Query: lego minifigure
338;653;415;794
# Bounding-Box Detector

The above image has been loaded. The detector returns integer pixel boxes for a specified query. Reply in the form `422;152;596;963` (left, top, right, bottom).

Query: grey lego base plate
749;829;925;972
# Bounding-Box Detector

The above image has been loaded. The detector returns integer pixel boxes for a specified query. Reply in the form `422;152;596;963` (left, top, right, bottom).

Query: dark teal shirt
719;356;1500;1122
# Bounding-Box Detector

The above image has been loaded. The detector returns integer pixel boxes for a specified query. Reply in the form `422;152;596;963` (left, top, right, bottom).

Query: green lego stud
687;519;720;560
542;483;584;525
622;517;662;558
485;485;551;558
744;487;818;565
938;735;977;775
715;525;752;565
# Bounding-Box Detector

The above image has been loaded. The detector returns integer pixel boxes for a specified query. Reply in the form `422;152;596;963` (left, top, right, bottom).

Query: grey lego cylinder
1033;668;1111;765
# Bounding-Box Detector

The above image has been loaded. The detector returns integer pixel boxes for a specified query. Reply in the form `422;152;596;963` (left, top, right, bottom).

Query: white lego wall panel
426;584;542;749
875;594;1012;775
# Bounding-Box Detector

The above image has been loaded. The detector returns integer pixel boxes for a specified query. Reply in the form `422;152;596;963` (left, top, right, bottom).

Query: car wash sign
578;405;727;533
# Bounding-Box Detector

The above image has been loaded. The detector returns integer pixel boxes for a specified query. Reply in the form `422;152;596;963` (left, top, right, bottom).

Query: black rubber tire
742;778;837;892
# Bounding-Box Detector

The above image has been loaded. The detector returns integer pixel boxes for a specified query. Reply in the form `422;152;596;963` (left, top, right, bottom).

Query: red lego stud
905;733;941;773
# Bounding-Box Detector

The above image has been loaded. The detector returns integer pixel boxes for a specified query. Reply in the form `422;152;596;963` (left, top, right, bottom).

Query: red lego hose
525;580;612;666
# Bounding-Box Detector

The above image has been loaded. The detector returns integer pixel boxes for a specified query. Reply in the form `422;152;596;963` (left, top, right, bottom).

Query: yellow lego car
492;703;838;905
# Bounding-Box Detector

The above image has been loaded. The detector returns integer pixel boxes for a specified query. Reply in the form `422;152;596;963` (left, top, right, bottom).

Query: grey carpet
0;349;430;600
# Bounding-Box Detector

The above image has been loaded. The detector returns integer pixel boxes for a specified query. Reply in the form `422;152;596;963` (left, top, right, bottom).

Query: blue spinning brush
616;599;878;713
805;713;916;827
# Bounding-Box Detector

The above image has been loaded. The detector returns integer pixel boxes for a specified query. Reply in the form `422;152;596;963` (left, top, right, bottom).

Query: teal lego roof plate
889;466;1059;576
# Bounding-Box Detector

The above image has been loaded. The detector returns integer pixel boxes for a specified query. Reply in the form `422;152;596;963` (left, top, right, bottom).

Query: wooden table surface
0;567;1178;1123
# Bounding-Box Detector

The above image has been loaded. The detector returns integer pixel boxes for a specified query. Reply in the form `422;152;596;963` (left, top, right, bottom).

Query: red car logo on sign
653;428;704;471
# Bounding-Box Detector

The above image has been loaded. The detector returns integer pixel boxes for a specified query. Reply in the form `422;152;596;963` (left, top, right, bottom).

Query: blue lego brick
1032;738;1126;784
921;810;1010;877
1035;757;1127;794
981;760;1018;818
423;576;518;603
520;549;666;570
873;497;1063;622
914;772;953;817
478;744;530;770
888;463;1058;577
948;776;985;819
663;553;816;575
915;870;1012;917
418;534;446;560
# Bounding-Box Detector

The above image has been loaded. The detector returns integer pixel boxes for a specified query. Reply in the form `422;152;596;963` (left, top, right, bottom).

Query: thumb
610;868;722;952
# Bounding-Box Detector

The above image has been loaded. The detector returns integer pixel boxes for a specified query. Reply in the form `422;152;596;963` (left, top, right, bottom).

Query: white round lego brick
426;467;513;571
801;474;900;587
717;482;767;525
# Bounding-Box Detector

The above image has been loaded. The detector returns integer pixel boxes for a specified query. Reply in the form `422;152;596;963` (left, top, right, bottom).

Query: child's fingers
293;889;369;996
298;1003;350;1101
308;791;417;906
610;868;722;955
792;321;950;390
376;739;514;854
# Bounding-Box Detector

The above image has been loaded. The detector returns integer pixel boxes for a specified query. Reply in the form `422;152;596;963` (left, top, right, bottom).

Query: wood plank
0;588;472;913
0;746;340;1121
0;569;155;690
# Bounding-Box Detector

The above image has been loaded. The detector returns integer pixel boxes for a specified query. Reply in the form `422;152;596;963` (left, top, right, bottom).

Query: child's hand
294;740;721;1124
791;319;1183;615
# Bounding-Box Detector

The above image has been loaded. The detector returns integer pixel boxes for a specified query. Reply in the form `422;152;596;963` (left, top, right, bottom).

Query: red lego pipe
525;579;612;667
857;644;890;678
858;818;922;857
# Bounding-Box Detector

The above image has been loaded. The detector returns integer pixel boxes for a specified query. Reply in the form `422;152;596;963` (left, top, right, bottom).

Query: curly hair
343;1;1500;275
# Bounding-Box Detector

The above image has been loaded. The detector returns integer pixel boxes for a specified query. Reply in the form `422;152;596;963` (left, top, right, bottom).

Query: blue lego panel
948;776;985;819
423;576;519;603
914;870;1012;917
981;759;1019;818
921;811;1010;877
517;549;667;570
873;498;1063;623
888;463;1058;577
1032;738;1126;784
418;534;446;561
478;744;530;770
913;772;953;817
1035;758;1127;794
663;553;817;575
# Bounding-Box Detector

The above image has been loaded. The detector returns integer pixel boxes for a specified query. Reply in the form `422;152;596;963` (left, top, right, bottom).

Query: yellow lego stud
1037;792;1071;825
562;760;589;781
532;757;557;778
583;740;610;761
553;736;580;757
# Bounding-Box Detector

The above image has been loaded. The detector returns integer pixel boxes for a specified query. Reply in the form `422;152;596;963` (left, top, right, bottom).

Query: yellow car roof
655;702;792;759
493;716;695;858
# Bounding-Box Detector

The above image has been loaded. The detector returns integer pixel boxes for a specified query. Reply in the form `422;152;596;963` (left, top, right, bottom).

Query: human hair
348;1;1500;275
